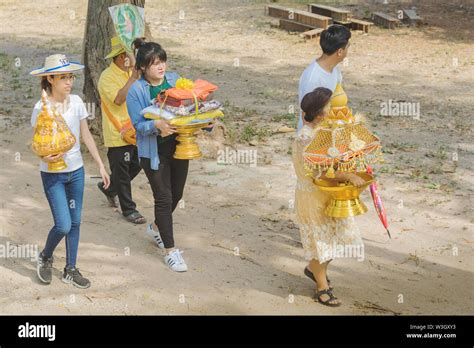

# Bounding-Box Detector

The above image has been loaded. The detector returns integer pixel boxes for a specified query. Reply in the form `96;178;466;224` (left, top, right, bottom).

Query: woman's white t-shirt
31;94;89;173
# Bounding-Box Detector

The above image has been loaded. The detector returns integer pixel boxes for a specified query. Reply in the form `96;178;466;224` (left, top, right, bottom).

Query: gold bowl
313;172;374;218
173;121;213;160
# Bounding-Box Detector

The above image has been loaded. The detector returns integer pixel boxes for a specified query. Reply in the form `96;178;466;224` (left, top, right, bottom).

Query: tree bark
82;0;147;138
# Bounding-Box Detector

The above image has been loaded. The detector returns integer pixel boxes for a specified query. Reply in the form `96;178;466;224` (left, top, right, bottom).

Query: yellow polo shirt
98;62;132;147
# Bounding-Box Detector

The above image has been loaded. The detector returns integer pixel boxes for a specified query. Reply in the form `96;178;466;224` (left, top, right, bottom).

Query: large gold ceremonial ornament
173;121;213;160
314;172;374;218
303;84;383;176
31;90;76;171
304;84;383;218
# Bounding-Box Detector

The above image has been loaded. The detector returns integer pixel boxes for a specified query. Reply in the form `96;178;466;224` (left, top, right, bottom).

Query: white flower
349;133;366;152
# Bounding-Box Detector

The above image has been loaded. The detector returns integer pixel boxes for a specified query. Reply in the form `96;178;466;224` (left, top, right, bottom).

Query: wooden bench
308;3;351;24
266;4;292;19
301;28;324;40
266;4;331;29
372;12;399;29
294;10;331;29
349;18;374;33
402;8;423;26
279;19;316;33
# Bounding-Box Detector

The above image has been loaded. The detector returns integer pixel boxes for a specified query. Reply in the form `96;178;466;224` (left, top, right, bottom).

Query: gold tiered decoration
303;84;384;218
31;90;76;171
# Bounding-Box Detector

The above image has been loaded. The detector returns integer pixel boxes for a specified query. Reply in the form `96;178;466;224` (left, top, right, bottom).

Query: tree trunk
82;0;147;138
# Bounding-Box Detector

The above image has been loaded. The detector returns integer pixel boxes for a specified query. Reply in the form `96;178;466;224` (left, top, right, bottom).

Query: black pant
104;145;142;216
140;137;189;249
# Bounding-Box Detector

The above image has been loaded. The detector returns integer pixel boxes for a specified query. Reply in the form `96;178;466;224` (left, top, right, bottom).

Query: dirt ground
0;0;472;315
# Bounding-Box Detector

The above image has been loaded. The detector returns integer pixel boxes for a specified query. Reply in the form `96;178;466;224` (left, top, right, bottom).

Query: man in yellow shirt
97;36;145;224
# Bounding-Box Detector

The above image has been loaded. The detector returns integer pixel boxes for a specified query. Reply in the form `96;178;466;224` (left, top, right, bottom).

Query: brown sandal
125;212;146;224
315;288;341;307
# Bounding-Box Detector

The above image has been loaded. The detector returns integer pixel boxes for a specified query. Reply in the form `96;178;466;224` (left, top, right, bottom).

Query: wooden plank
333;19;353;26
266;4;331;29
402;8;423;26
403;9;423;20
301;27;324;39
372;12;399;29
266;4;293;19
350;18;373;25
308;3;351;23
372;12;399;22
279;19;316;33
308;3;351;14
294;10;331;29
350;18;373;33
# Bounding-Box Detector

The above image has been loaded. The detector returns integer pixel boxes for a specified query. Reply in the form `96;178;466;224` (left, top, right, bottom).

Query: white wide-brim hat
30;54;85;77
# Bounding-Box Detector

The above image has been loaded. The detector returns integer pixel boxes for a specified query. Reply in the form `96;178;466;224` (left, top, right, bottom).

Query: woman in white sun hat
30;54;110;289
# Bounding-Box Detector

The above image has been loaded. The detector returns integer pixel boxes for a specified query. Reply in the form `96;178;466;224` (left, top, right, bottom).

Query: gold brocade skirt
294;178;364;263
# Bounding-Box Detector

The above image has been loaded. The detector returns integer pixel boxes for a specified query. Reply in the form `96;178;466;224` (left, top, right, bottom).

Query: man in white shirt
298;24;352;130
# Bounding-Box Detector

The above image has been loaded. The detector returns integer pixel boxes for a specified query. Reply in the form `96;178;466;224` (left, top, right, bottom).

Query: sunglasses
58;74;76;81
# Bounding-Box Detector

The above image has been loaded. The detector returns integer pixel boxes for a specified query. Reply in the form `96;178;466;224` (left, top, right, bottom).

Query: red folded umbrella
367;166;391;239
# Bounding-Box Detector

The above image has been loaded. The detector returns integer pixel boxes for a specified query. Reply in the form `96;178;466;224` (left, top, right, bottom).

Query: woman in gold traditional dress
292;87;365;307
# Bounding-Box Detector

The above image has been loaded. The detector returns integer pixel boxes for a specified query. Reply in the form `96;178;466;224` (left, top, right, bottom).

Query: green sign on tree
108;4;145;53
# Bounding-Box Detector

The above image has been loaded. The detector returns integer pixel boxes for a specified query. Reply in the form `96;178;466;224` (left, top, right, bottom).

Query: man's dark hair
320;25;351;55
301;87;333;122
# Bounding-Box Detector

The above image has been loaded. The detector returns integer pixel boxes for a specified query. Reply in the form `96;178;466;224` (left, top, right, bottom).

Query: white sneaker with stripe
146;223;165;249
164;249;188;272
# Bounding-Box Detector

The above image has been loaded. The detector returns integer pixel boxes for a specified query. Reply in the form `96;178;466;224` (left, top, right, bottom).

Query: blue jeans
40;166;84;268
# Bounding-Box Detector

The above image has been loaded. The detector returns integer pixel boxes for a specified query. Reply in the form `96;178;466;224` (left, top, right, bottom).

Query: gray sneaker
37;252;53;284
62;267;91;289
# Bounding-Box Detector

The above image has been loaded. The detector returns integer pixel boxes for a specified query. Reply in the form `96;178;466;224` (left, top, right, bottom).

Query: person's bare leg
309;259;328;289
324;258;332;284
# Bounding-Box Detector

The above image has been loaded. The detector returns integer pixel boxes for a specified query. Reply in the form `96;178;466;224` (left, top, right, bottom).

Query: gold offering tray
313;172;374;218
174;121;213;160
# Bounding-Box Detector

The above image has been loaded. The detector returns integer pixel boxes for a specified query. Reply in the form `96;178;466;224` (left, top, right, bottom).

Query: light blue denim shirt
126;71;180;170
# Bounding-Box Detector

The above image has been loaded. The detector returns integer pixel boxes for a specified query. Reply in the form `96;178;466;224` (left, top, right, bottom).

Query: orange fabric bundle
165;79;218;101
